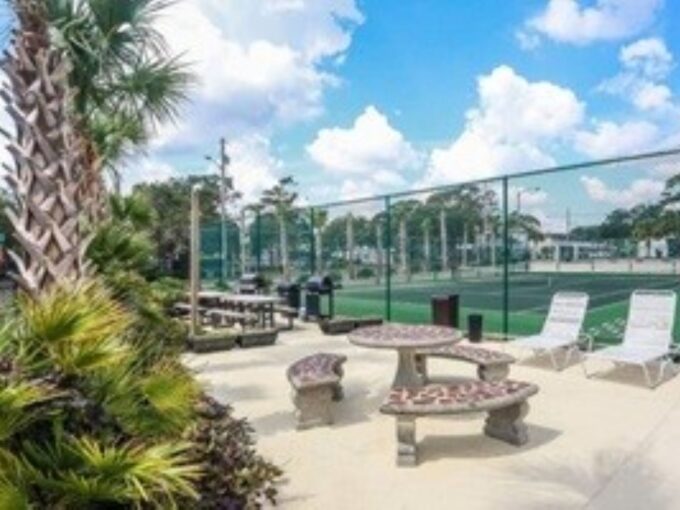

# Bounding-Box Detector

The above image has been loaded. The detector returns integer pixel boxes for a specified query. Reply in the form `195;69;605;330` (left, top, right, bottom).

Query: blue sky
2;0;680;229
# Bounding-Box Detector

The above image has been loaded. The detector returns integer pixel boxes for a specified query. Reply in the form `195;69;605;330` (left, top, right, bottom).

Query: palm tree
312;208;328;273
1;0;91;296
370;211;386;284
45;0;191;218
427;192;452;274
261;177;298;280
346;213;355;279
419;216;431;274
392;200;419;281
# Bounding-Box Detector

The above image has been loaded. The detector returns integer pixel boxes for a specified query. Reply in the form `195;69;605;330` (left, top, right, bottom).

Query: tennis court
334;271;680;343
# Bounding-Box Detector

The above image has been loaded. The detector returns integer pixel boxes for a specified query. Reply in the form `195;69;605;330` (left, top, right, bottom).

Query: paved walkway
186;323;680;510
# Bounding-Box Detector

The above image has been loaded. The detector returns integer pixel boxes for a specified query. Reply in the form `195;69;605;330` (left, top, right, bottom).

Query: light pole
205;138;233;286
516;186;541;213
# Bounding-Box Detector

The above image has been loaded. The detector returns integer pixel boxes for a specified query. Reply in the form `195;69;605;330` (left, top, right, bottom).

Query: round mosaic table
348;323;461;388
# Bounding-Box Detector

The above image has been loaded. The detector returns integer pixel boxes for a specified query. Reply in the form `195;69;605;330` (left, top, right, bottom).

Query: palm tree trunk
2;0;91;296
315;229;323;274
375;223;383;285
439;208;448;274
423;226;431;274
278;215;289;279
239;211;247;275
462;226;469;266
399;218;410;281
346;214;355;280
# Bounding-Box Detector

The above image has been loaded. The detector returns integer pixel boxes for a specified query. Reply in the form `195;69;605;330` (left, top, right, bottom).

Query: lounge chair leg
546;349;560;371
581;357;593;378
395;416;417;467
641;362;654;389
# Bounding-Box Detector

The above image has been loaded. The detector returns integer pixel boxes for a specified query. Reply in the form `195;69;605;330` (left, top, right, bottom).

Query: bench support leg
395;416;417;467
293;386;334;430
414;355;428;382
477;364;510;382
484;401;529;446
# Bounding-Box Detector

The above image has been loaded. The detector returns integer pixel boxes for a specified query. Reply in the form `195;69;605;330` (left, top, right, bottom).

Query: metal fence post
385;195;392;321
310;207;316;274
255;211;262;273
502;177;509;339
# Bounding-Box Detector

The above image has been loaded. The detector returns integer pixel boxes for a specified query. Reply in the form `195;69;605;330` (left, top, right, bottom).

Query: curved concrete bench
380;379;539;466
287;353;347;429
415;344;516;382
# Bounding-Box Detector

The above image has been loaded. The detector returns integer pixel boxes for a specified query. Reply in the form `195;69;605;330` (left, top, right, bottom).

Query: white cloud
306;106;419;175
522;0;663;46
580;175;664;207
122;135;280;204
225;135;280;204
421;66;584;185
574;120;659;158
153;0;363;149
122;159;180;194
599;38;676;113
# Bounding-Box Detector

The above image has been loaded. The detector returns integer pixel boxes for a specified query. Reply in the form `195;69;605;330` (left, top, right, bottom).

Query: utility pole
219;138;229;284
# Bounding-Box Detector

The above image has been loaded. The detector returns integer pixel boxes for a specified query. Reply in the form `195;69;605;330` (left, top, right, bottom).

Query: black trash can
276;282;301;315
467;313;483;343
431;294;460;328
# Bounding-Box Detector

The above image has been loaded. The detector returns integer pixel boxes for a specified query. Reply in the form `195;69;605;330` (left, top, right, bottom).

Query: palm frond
15;281;132;378
26;436;199;508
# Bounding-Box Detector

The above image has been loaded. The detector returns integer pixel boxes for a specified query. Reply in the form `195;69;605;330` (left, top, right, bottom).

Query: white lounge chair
583;290;678;388
509;292;589;370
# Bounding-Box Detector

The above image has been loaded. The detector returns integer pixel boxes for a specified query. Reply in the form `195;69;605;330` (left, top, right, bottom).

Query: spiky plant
1;0;91;296
0;280;201;508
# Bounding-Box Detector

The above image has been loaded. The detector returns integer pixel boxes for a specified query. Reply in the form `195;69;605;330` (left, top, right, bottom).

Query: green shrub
187;395;282;509
356;267;375;279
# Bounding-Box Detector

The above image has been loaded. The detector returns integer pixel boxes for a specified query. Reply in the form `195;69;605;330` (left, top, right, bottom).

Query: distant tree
261;177;298;279
134;175;220;275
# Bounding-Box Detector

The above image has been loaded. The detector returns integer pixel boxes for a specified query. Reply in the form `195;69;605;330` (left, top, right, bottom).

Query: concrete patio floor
185;323;680;510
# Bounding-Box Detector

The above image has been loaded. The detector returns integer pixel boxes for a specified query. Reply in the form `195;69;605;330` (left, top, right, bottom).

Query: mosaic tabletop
348;323;461;349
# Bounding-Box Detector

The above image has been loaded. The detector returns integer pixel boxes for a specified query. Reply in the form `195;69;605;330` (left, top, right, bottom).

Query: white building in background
530;234;612;262
636;238;669;259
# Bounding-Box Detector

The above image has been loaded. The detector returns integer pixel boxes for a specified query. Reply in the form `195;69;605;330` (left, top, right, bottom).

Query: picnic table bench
319;316;384;335
206;308;258;328
287;353;347;429
415;344;516;382
380;379;539;466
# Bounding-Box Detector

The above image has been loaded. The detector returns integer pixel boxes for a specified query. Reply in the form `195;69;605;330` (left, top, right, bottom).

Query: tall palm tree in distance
261;177;298;280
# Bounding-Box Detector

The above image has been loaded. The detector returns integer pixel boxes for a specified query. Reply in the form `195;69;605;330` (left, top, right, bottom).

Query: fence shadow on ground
504;448;674;509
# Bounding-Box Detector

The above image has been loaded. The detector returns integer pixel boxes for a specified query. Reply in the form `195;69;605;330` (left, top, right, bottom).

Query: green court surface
334;272;680;343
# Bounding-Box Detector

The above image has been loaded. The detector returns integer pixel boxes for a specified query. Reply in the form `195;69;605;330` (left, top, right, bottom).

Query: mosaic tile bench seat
287;353;347;429
380;379;539;466
415;344;516;382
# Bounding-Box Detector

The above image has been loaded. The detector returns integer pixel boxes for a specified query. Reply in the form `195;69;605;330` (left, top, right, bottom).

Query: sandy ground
185;322;680;510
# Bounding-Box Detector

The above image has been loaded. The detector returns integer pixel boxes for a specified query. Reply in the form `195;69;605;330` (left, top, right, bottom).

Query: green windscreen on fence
197;149;680;343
